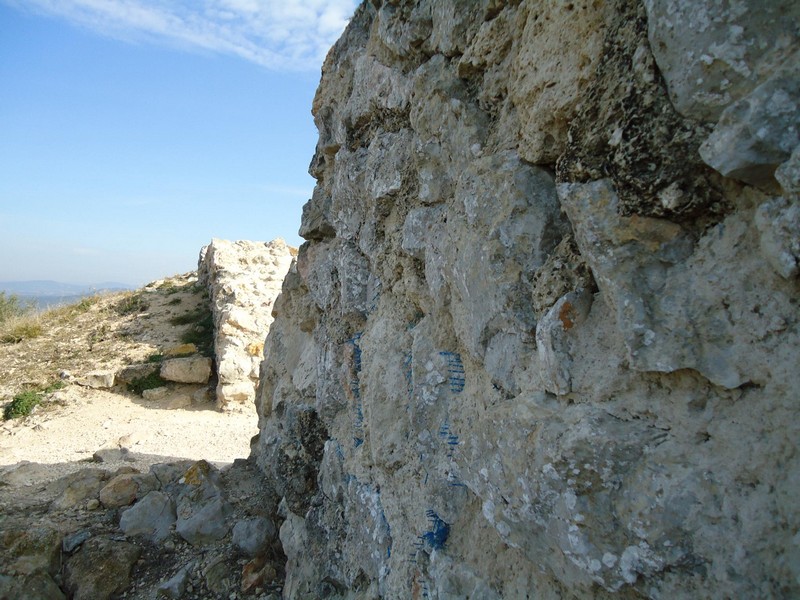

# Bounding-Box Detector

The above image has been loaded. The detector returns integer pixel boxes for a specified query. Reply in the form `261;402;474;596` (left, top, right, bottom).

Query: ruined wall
198;238;295;410
253;1;800;598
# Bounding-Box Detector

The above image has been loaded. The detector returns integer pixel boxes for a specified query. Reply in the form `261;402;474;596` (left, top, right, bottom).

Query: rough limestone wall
198;238;295;410
252;1;800;598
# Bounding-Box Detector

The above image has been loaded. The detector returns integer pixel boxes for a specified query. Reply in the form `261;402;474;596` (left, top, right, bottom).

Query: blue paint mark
403;352;413;397
345;333;365;448
446;434;459;458
422;510;450;550
368;280;382;313
439;351;465;392
447;472;467;488
439;419;460;458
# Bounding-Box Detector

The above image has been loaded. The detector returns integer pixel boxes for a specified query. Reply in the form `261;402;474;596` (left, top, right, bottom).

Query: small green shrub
146;353;164;363
4;391;42;420
73;296;98;313
0;292;26;324
128;372;167;395
167;297;182;306
180;320;214;355
43;381;65;393
167;306;214;355
3;381;67;420
168;309;207;326
115;293;148;316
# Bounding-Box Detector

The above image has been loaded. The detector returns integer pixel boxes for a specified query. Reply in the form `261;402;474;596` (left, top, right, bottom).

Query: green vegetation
3;391;41;419
169;309;207;326
179;310;214;355
147;353;165;363
0;292;40;343
128;372;167;395
167;297;182;306
48;295;100;322
0;292;26;324
167;306;214;355
114;292;149;316
3;381;65;420
158;282;185;295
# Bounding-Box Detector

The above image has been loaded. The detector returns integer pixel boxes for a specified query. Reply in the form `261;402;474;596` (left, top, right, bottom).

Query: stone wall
198;239;295;410
252;2;800;598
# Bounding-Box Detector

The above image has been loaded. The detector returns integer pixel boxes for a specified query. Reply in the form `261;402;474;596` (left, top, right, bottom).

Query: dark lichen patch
556;0;730;224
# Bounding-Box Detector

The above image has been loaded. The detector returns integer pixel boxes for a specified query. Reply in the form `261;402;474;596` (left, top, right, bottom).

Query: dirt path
0;274;258;487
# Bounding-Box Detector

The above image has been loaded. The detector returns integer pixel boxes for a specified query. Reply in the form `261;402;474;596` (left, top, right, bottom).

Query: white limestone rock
198;238;294;410
160;357;211;385
79;370;116;389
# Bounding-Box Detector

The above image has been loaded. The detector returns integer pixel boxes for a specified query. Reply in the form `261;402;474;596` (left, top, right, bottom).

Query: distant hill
0;280;134;309
0;280;134;297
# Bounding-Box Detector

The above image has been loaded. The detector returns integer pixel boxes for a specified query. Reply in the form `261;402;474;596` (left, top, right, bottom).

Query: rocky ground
0;275;283;599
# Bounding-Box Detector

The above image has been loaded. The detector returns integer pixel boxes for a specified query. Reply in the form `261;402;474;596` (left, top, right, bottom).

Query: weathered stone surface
0;572;65;600
198;238;295;410
241;556;277;594
62;530;92;554
164;343;197;356
535;288;594;396
755;195;800;279
175;460;232;546
64;537;141;600
119;490;176;543
700;55;800;187
115;362;159;384
141;386;170;401
776;144;800;195
160;356;212;384
644;0;800;122
232;516;276;558
78;370;116;389
202;553;236;596
141;387;194;409
48;468;109;510
156;563;193;599
249;2;800;599
91;447;137;463
1;522;62;579
99;472;158;508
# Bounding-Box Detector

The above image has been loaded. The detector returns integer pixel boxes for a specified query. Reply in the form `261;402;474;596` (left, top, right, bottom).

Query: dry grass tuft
0;313;44;344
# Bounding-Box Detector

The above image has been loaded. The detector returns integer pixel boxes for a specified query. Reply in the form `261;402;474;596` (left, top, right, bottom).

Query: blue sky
0;0;358;285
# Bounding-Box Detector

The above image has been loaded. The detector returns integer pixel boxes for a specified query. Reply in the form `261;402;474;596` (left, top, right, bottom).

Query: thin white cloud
3;0;358;71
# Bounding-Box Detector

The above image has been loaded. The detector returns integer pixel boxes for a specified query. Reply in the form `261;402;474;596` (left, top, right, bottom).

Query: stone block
119;491;176;543
99;473;158;508
160;357;212;384
79;370;116;389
